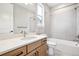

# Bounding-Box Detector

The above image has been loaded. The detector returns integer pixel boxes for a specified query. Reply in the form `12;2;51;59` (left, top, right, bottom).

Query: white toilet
47;40;56;56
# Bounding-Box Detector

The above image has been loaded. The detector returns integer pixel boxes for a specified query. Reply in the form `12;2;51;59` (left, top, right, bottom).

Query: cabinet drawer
27;40;41;53
26;49;37;56
2;46;27;56
26;47;41;56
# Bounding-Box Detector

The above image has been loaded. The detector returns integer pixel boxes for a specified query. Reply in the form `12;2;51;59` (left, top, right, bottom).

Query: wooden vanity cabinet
2;46;27;56
26;40;41;53
1;38;48;56
26;44;42;56
26;40;42;56
41;43;48;56
26;38;48;56
41;38;48;56
26;48;40;56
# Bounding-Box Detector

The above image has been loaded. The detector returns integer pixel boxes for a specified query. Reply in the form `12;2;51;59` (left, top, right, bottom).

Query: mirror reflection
0;3;44;35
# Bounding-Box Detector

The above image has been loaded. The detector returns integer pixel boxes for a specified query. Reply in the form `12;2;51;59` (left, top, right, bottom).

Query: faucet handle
20;30;23;33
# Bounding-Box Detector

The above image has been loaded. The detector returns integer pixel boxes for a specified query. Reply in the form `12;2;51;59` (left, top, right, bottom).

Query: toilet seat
47;41;56;47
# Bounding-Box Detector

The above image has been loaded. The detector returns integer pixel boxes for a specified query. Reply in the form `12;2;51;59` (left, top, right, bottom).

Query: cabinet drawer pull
36;51;39;56
16;51;23;56
34;52;37;56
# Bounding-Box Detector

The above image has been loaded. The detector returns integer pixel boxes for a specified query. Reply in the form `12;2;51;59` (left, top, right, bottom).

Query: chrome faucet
20;30;26;37
23;31;26;37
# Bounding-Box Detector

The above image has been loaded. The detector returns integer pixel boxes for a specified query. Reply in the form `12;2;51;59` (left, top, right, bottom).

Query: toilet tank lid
47;41;56;46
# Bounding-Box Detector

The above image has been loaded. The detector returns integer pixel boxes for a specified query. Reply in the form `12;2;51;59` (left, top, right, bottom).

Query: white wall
13;4;36;34
44;4;51;37
50;4;77;41
0;3;13;33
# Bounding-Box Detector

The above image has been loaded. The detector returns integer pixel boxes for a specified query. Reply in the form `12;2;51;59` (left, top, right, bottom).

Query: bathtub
47;38;79;56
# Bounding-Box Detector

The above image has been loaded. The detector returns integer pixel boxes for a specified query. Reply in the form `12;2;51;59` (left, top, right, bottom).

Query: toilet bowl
47;41;56;56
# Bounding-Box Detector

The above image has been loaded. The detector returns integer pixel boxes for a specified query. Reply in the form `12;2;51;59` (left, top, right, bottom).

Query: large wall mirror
0;3;13;34
0;3;36;34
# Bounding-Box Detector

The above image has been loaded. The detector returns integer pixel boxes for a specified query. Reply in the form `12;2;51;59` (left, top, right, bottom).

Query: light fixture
24;3;33;5
25;3;29;5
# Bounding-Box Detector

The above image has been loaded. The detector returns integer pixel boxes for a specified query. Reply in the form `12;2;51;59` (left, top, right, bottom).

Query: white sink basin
21;37;37;40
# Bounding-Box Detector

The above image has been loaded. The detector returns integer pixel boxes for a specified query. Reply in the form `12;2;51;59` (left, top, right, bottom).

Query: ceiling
15;3;75;13
47;3;63;8
15;3;36;13
47;3;74;8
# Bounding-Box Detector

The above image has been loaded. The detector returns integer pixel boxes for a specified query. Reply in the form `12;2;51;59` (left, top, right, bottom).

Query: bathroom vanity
0;35;47;56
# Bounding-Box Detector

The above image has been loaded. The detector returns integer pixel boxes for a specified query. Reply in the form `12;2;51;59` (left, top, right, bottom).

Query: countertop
0;34;47;55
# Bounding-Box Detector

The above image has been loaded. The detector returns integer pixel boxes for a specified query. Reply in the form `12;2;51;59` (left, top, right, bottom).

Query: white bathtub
47;38;79;56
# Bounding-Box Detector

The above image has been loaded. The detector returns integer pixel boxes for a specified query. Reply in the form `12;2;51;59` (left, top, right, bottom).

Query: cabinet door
26;49;37;56
27;40;41;53
36;46;42;56
41;44;48;56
